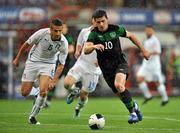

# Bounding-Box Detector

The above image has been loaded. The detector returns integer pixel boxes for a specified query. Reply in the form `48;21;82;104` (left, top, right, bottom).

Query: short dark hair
51;18;62;26
92;9;108;19
146;25;153;29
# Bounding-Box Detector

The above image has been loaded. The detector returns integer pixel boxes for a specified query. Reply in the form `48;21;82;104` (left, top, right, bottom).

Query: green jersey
87;24;128;74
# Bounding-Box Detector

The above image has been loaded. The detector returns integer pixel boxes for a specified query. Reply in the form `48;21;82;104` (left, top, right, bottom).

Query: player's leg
136;67;152;104
136;76;153;104
42;87;55;108
74;89;88;117
21;64;36;97
74;73;99;117
64;65;82;104
154;81;168;106
64;75;80;104
21;82;34;97
114;73;140;124
29;75;50;124
154;72;169;106
29;86;40;96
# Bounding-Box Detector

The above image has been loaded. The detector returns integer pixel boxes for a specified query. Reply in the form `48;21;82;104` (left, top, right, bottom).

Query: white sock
30;94;46;117
76;97;88;110
157;84;168;102
29;87;39;96
139;82;152;98
70;84;80;96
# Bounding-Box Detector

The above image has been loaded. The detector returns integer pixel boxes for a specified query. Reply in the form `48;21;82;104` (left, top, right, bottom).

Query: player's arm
13;42;30;67
75;44;82;59
84;31;104;54
126;31;150;60
84;42;104;54
49;39;68;89
75;29;84;58
13;29;44;67
49;63;64;90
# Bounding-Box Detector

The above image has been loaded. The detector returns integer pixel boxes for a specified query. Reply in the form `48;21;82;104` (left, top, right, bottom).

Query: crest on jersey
110;32;116;38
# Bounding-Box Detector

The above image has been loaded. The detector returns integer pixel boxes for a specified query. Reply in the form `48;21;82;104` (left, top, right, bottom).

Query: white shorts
21;60;56;82
67;63;100;93
137;65;163;83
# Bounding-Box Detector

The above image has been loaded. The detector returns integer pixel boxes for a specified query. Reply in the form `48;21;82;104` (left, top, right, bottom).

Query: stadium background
0;0;180;99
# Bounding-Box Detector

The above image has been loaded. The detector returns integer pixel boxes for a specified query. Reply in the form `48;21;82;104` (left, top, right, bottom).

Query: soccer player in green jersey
84;9;150;124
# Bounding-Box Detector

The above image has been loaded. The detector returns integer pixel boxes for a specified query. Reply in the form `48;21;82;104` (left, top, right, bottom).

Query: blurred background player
13;18;68;124
43;23;76;108
136;25;169;106
84;9;150;124
64;18;102;117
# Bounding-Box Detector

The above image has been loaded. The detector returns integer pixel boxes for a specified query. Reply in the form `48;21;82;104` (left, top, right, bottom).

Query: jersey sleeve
26;29;46;45
58;38;68;65
87;31;96;43
153;38;161;54
117;26;126;37
77;29;84;46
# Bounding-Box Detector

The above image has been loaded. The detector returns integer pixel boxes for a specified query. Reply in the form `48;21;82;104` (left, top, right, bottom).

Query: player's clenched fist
94;44;104;52
48;80;56;90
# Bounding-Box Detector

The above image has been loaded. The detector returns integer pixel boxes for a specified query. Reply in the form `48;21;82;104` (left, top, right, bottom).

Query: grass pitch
0;97;180;133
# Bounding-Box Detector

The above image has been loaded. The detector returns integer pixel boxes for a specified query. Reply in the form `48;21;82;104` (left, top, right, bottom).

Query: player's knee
114;82;125;92
64;76;76;90
64;79;73;90
21;88;30;97
21;90;29;97
64;82;71;90
39;90;47;97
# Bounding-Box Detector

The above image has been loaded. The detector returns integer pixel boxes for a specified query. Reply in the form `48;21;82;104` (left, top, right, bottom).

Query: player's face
95;16;108;32
50;24;63;40
145;27;153;38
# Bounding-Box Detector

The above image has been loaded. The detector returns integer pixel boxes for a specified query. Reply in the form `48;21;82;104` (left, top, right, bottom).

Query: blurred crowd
0;0;179;9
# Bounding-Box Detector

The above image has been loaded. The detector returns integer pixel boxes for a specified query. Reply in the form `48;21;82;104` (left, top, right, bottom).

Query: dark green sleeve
117;26;126;37
87;31;96;43
65;34;74;45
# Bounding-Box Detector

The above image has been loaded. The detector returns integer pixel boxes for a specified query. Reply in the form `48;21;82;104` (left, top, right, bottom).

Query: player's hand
94;44;104;52
48;80;56;90
13;58;19;68
142;49;150;60
74;51;80;59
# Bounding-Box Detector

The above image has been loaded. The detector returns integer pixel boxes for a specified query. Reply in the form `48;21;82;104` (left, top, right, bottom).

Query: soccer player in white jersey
13;18;68;124
64;18;102;117
136;25;169;106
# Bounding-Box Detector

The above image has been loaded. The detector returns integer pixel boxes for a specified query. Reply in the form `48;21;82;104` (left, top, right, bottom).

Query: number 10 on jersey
105;41;113;49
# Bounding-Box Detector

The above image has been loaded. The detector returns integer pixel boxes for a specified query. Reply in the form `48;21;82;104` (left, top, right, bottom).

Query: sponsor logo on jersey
98;35;104;41
98;35;103;38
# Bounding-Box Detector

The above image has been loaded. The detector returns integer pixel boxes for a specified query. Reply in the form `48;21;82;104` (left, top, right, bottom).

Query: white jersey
76;26;101;74
26;28;68;64
142;35;161;70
